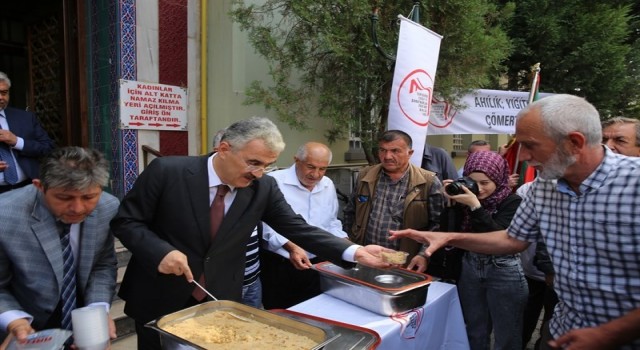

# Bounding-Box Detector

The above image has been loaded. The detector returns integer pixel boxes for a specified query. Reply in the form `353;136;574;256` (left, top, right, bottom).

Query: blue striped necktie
0;115;18;185
59;223;76;330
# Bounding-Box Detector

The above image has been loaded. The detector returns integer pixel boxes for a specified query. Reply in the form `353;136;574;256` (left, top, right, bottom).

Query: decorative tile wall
87;0;139;198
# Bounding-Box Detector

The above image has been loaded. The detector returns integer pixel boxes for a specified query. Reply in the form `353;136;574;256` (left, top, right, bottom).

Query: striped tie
59;223;76;330
0;122;18;185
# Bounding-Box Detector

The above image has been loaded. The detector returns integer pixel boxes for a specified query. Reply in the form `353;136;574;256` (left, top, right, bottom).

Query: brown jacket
344;163;441;259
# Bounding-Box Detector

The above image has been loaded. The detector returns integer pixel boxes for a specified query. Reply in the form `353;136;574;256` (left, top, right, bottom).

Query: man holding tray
111;117;398;350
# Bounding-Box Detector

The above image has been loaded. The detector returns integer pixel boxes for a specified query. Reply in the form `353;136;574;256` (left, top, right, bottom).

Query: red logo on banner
397;69;433;126
428;96;457;128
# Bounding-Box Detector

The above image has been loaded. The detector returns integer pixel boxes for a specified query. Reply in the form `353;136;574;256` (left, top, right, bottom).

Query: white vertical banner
387;16;442;166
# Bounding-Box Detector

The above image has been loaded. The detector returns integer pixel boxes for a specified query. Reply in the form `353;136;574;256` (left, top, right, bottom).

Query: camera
445;177;479;196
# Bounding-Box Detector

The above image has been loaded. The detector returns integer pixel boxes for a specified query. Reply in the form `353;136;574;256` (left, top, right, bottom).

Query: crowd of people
0;68;638;350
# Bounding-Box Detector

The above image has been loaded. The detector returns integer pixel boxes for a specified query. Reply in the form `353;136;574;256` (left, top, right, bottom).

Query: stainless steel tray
146;300;326;349
313;262;432;316
274;310;380;349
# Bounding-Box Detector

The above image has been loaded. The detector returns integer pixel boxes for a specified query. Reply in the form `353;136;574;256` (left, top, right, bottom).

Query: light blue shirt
0;110;27;184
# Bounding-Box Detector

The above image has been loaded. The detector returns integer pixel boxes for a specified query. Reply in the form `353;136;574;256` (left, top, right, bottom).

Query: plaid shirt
508;148;640;347
364;170;442;249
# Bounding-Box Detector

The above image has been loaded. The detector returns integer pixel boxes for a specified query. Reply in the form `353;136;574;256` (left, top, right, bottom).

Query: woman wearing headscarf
443;151;528;350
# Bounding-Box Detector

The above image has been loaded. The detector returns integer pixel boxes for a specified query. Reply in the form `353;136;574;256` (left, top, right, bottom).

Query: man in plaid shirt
390;94;640;349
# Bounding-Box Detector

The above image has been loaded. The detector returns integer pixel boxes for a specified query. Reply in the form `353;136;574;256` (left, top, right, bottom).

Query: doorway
0;0;86;147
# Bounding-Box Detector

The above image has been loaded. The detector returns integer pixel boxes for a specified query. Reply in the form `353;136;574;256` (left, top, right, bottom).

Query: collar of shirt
207;153;235;191
207;153;238;208
381;165;410;184
278;164;328;193
0;110;8;129
556;146;613;196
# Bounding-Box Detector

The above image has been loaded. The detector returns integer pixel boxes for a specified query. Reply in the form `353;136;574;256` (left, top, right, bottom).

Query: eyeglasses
245;164;278;174
243;160;278;174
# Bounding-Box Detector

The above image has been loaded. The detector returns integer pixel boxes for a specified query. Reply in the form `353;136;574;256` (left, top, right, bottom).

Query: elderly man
111;117;396;350
344;130;444;272
0;147;119;347
391;94;640;350
601;117;640;157
261;142;349;309
0;72;55;193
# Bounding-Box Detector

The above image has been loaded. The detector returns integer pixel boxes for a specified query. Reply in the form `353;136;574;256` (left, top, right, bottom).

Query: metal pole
410;1;420;22
370;8;396;61
512;63;541;174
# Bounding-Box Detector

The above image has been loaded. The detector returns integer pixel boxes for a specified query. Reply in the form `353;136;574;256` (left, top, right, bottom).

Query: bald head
294;142;332;191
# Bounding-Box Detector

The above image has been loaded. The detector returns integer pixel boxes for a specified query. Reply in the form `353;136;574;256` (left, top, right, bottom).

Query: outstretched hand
354;245;398;268
389;229;450;257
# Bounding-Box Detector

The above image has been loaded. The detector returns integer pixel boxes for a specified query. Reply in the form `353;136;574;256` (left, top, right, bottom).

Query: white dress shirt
262;165;348;259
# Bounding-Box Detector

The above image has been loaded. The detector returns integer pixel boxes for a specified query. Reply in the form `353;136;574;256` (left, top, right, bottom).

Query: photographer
439;151;527;350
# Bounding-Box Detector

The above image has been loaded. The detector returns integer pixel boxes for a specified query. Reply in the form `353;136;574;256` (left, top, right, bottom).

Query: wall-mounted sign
119;79;188;131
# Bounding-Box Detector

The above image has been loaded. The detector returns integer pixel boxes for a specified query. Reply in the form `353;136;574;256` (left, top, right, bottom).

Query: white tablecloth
289;281;470;350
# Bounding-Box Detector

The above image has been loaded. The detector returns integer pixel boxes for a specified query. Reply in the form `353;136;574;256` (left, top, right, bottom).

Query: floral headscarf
460;151;512;232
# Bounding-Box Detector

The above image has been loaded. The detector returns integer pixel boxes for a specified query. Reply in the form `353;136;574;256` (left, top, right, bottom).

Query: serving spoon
190;280;253;322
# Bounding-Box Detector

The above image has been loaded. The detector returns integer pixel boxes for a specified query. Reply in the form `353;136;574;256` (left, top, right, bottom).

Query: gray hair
212;128;226;149
518;94;602;146
0;72;11;87
295;142;333;163
602;117;640;147
39;147;110;190
221;116;285;153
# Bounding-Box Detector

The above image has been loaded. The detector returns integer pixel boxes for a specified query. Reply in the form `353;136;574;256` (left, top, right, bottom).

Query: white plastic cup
71;305;110;350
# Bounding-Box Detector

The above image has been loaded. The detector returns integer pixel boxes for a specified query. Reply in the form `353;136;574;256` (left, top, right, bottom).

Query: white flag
387;16;442;166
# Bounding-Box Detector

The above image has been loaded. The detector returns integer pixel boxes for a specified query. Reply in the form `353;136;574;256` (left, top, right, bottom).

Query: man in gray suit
0;147;119;346
111;116;397;350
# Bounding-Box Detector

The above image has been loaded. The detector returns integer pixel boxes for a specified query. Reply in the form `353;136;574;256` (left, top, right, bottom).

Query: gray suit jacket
111;155;354;322
0;185;119;333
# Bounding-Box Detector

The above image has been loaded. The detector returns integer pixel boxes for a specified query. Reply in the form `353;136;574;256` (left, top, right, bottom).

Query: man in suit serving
0;72;55;193
111;116;398;350
0;147;119;347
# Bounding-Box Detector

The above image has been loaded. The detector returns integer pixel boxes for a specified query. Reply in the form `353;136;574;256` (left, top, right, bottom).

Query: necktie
192;185;230;301
59;223;76;330
0;122;18;185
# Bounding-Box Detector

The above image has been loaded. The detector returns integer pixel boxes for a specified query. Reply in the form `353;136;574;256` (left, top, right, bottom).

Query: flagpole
512;63;541;174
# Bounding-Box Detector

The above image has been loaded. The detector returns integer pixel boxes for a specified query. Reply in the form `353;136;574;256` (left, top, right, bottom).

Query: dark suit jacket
421;145;457;182
111;155;354;322
0;186;119;336
3;107;55;180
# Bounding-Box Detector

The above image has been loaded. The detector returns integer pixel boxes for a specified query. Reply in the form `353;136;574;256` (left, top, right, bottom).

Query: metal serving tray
146;300;327;349
273;310;381;349
313;262;432;316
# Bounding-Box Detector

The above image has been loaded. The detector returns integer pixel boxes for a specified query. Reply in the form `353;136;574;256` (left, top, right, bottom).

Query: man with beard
389;94;640;349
